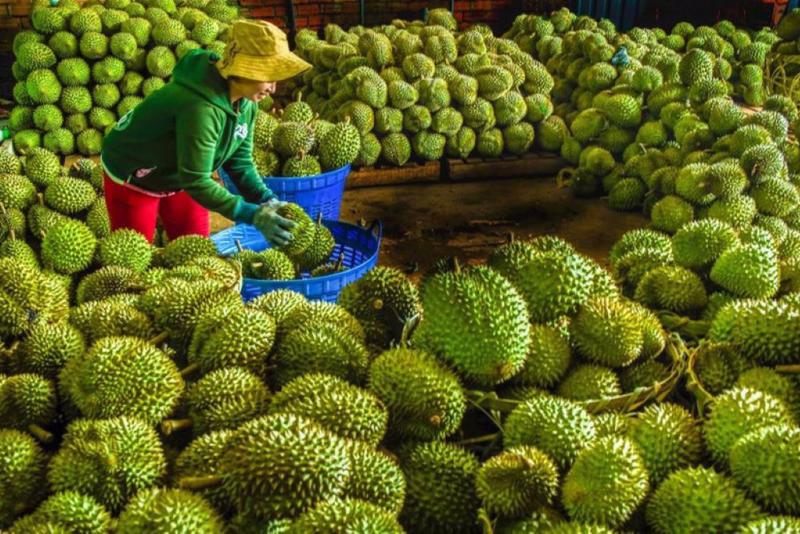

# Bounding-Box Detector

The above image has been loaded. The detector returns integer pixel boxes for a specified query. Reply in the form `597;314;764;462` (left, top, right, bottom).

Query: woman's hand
252;199;296;247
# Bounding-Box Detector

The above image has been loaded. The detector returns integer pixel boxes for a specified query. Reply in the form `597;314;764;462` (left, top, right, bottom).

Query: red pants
104;174;209;243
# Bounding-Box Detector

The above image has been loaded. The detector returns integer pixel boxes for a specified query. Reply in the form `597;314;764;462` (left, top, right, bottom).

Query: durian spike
28;424;54;444
161;418;192;436
178;475;223;490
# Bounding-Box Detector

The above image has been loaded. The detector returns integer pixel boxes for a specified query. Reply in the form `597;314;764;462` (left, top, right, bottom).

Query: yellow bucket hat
216;20;312;82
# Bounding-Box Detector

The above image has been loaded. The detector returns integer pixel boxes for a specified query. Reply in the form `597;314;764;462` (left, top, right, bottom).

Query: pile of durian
1;194;799;532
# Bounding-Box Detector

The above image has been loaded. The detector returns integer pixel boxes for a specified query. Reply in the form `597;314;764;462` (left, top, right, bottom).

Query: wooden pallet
60;152;564;189
347;161;442;188
444;152;566;182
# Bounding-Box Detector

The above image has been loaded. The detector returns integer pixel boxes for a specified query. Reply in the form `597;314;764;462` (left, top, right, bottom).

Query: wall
0;0;31;98
1;0;32;51
236;0;553;36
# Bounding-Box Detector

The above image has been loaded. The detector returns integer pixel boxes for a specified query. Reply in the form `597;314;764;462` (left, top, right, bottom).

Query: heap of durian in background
288;8;556;166
0;7;799;534
8;0;238;156
249;96;362;177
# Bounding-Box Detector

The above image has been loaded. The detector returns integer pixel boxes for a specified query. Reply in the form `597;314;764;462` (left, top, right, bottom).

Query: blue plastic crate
217;165;350;221
211;219;382;302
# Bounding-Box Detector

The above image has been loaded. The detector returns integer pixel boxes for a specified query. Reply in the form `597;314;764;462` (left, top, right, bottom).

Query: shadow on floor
211;175;647;280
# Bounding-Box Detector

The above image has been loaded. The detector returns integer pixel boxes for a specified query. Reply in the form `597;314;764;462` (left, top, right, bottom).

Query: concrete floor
212;175;648;281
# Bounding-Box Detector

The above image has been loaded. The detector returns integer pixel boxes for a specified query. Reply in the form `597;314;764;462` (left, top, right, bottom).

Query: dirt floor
212;175;647;281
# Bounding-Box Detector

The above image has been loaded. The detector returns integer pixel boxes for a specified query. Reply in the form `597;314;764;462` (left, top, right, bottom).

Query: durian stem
28;424;54;444
685;343;716;416
657;311;709;339
452;256;461;274
478;508;494;534
0;340;19;362
180;363;200;378
178;475;223;490
0;202;13;242
149;331;169;345
398;314;421;347
555;167;574;189
776;364;800;374
455;433;500;446
161;418;192;436
234;239;245;253
466;390;520;412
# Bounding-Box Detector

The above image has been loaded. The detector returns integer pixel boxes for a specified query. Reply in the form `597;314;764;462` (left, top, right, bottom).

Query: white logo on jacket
234;123;248;140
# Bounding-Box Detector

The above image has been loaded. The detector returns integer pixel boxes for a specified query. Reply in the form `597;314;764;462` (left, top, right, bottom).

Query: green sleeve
175;104;259;224
221;105;275;204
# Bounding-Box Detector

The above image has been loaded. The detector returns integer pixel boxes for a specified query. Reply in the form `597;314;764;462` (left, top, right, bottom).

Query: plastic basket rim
217;163;351;183
212;219;383;285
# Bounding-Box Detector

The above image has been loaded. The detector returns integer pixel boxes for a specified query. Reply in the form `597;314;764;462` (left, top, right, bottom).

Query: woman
100;19;311;246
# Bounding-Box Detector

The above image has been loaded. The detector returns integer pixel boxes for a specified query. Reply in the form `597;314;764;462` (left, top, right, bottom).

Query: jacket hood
171;49;237;117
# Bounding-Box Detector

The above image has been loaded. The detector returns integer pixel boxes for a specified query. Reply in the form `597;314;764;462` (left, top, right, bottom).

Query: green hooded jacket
101;49;273;224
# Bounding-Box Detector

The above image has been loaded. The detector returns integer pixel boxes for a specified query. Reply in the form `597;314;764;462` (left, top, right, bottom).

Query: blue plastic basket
211;219;382;302
217;165;350;221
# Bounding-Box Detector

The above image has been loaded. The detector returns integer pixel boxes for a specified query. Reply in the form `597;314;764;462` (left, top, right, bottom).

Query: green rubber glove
252;199;296;247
